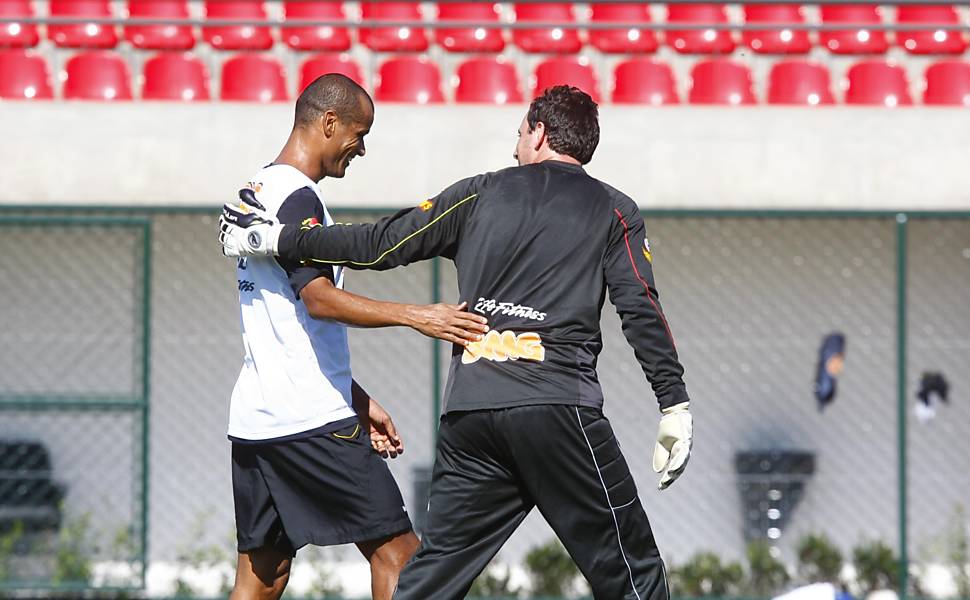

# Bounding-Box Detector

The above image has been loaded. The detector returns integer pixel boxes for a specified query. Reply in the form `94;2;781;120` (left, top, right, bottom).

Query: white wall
3;104;970;210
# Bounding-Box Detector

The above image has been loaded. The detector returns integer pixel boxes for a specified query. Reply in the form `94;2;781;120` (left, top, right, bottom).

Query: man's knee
231;548;292;600
367;530;420;573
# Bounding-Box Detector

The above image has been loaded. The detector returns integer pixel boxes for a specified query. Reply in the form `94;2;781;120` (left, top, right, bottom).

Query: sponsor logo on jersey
238;279;255;292
643;238;652;263
473;298;546;321
244;181;263;194
418;200;434;212
300;217;321;230
462;331;545;365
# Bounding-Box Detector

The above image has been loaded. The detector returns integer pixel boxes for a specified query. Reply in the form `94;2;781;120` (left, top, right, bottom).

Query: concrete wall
2;104;970;210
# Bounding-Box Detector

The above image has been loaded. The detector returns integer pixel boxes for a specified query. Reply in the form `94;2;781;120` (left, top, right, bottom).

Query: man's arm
351;380;403;459
276;187;487;345
604;201;692;490
300;278;486;346
603;204;688;410
280;174;485;269
221;174;486;268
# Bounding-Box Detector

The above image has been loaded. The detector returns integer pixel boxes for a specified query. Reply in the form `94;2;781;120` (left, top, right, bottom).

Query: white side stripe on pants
575;407;643;600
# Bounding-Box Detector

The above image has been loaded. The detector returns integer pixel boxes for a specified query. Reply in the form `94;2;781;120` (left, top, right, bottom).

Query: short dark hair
527;86;599;164
295;74;373;128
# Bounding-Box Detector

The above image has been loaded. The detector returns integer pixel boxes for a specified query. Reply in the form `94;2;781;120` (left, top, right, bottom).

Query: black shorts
230;417;412;556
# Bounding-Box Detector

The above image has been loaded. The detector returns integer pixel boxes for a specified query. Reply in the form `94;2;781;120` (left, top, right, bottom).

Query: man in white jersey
228;74;489;600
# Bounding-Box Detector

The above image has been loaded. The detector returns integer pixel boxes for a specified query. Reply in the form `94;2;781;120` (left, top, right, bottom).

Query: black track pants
394;404;668;600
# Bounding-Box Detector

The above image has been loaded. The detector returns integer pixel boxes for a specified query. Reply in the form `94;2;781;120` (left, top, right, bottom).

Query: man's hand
407;302;489;346
219;189;284;258
363;398;405;459
653;402;692;490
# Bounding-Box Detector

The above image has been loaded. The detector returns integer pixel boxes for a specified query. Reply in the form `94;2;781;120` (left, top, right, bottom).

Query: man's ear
321;110;339;138
533;121;546;152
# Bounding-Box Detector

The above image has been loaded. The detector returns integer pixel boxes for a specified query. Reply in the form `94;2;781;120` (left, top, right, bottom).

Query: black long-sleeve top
277;160;690;414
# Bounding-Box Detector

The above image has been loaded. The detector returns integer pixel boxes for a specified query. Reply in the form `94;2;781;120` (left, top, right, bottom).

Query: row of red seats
1;1;969;55
2;50;968;106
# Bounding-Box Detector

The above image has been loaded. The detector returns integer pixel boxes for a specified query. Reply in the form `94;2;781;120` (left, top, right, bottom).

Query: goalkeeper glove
652;402;692;490
219;189;284;258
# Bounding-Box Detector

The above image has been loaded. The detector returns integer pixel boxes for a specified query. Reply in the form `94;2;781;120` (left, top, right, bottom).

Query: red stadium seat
359;2;428;52
283;2;351;51
533;56;599;102
667;4;735;54
588;3;658;54
0;0;39;48
896;5;966;55
612;59;678;105
221;54;288;101
142;53;210;101
299;53;364;92
63;51;132;100
820;4;888;54
513;3;582;54
689;59;756;105
203;1;273;50
436;3;504;53
923;61;970;106
375;56;443;103
845;60;912;106
767;60;834;105
48;0;118;49
0;50;52;99
455;56;522;104
125;0;195;50
743;4;811;54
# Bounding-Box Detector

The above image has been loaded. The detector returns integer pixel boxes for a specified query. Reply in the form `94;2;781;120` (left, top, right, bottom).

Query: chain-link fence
0;208;967;598
0;216;149;592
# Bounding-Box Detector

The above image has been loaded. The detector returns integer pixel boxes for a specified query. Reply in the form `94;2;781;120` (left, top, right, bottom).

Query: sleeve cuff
657;384;690;412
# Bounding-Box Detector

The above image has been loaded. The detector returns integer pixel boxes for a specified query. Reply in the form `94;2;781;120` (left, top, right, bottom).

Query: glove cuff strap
267;224;283;255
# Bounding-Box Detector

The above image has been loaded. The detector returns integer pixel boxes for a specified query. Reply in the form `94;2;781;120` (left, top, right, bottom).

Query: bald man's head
295;74;373;129
289;74;374;179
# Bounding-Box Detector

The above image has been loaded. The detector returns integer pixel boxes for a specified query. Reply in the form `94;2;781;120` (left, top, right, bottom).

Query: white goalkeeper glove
653;402;692;490
219;189;284;258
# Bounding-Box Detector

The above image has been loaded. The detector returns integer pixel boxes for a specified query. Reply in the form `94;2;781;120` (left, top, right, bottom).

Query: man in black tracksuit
221;86;694;600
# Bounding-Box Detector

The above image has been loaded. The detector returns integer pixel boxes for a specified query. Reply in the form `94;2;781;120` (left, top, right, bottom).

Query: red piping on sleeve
613;208;677;349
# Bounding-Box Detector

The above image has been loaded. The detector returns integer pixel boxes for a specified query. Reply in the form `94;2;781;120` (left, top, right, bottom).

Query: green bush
0;522;24;582
469;563;520;598
852;540;898;596
173;514;235;596
669;551;744;596
524;540;579;597
53;514;93;586
745;540;790;596
945;505;970;599
797;533;843;584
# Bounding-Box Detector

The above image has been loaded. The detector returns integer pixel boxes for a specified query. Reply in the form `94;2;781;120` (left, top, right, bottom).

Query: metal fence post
139;219;152;589
896;213;908;600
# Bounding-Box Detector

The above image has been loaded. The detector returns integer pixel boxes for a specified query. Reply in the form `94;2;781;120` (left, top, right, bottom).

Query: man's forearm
302;282;421;329
279;221;383;267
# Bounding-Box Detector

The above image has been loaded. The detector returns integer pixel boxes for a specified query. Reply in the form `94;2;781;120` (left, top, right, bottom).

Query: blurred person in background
222;85;693;600
224;74;487;600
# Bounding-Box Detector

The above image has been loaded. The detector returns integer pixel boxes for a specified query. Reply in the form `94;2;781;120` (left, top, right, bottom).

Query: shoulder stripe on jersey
306;193;479;267
614;208;677;349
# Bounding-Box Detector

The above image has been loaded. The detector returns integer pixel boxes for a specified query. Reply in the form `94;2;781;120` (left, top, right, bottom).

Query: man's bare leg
357;530;421;600
229;546;293;600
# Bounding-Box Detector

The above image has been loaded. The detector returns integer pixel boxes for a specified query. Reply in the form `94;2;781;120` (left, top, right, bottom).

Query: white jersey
228;164;356;441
